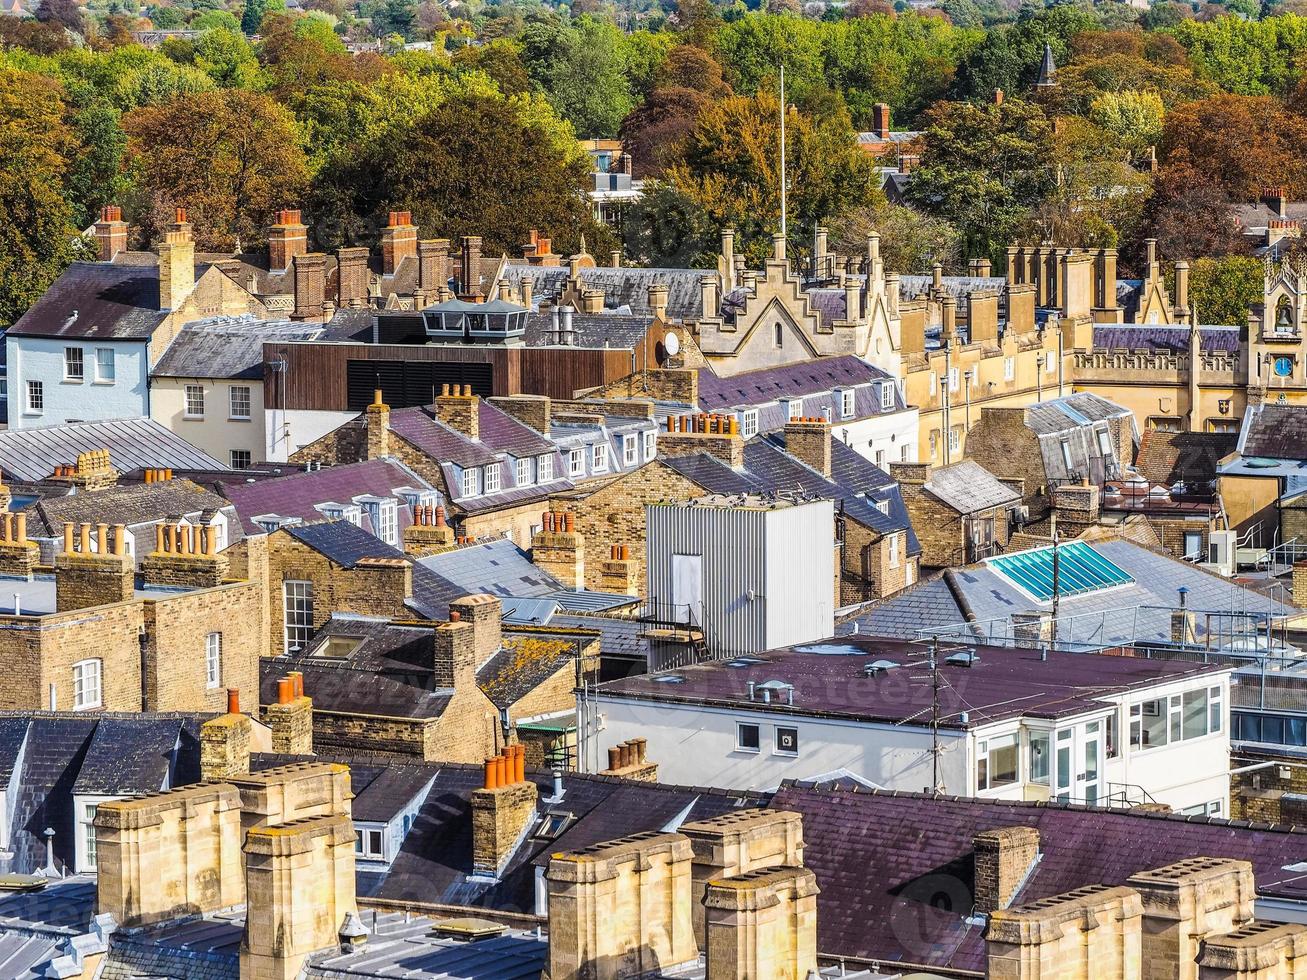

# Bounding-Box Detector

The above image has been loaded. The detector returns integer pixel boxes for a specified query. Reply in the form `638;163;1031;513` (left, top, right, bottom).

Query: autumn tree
1168;256;1262;325
0;67;84;327
311;92;607;255
828;200;961;273
123;89;309;250
1135;174;1247;265
1088;89;1165;154
1160;94;1307;200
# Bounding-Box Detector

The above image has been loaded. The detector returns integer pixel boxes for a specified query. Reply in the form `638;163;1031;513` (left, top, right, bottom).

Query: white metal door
671;554;703;626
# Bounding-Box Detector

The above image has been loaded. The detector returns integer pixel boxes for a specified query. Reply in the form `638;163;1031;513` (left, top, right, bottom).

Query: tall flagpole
779;62;787;241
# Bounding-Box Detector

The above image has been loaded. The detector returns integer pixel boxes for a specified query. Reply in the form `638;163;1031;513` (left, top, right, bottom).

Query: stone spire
1035;42;1058;89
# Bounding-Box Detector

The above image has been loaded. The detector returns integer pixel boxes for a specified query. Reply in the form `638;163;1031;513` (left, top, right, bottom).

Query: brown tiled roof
476;634;580;709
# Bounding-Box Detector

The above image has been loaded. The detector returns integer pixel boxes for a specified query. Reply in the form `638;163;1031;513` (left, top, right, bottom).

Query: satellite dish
663;332;680;356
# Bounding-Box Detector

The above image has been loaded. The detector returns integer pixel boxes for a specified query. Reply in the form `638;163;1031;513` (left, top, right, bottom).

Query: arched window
1277;296;1295;333
774;322;783;347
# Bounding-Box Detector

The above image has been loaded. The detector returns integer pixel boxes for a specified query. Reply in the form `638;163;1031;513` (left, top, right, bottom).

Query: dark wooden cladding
263;341;636;411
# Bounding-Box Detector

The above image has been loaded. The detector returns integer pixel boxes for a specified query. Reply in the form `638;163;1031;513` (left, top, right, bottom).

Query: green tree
194;27;262;85
0;66;83;327
64;101;129;227
1174;256;1262;325
949;5;1100;102
240;0;267;33
518;16;636;137
663;89;882;264
828;200;961;273
621;180;718;266
904;97;1054;259
1171;14;1307;95
124;88;309;249
1088;89;1165;153
311;91;606;254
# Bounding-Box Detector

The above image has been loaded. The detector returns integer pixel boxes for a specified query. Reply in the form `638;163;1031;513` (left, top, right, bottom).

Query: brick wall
964;408;1046;510
564;461;707;595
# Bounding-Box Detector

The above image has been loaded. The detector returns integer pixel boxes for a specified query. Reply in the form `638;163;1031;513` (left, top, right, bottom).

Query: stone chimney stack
941;292;958;345
450;594;501;665
681;809;806;947
703;866;820;980
599;543;640;596
55;522;133;612
470;744;539;876
0;511;40;579
95;205;128;262
95;782;245;928
547;832;698;980
460;235;483;299
784;417;832;478
873;102;891;139
403;504;456;557
1197;921;1307;978
336;246;370;309
659;413;745;468
365;388;390;459
200;688;253;780
265;671;313;755
240;814;357;980
1175;260;1191;317
292;252;327;320
432;383;479;439
380;210;417;276
649;282;670;320
973;827;1041;914
701;275;720;319
986;885;1143;979
268;209;308;273
141;521;229;588
418;238;450;295
433;608;478;689
532;510;585;589
158;207;195;312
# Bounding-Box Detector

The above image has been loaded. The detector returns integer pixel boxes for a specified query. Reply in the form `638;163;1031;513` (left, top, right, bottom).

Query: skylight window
863;659;900;676
987;542;1134;602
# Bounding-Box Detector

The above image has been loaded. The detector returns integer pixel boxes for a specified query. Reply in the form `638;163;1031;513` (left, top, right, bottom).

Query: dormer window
461;468;480;498
879;382;894;410
841;389;855;419
538;454;554;482
317;502;363;527
516;457;534;487
484;464;502;494
786;399;802;420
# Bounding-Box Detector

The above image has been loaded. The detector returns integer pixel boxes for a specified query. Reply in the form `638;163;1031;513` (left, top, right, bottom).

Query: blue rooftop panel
987;542;1134;602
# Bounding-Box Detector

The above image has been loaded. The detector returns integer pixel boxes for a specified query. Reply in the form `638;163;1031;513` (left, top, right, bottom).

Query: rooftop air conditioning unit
1207;530;1237;577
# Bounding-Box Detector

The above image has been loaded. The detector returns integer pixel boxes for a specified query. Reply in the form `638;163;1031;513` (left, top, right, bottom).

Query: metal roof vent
653;674;686;684
945;650;980;667
862;659;900;676
432;917;508;942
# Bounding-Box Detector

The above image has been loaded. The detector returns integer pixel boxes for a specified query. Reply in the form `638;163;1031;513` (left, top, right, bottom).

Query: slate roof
898;274;1005;305
20;479;232;538
594;636;1223;728
1136;430;1238;487
0;418;229;483
7;262;166;340
417;539;561;599
152;318;324;379
838;576;967;640
364;764;765;907
551;614;649;659
1022;392;1133;435
696;356;901;415
71;715;197;796
945;539;1295;647
500;264;710;320
217;459;432;535
1092;324;1242;353
770;784;1307;972
921;460;1020;514
663;437;918;549
477;633;587;709
522;311;653;350
1241;404;1307;460
350;765;436;824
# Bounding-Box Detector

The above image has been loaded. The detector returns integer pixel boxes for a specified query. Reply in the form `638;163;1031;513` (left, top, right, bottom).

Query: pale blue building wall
6;336;150;429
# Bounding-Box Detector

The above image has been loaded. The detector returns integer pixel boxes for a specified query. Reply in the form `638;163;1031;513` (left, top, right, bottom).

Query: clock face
1275;356;1294;378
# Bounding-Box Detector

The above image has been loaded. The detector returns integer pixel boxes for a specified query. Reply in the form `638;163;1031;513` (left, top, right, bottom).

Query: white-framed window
880;382;894;410
949;427;962;455
736;723;760;753
888;532;900;568
205;632;222;688
283;579;314;654
643;429;656;461
901;444;911;461
461;467;479;497
95;347;115;383
1004;356;1016;381
184;384;205;418
484;464;501;494
229;385;251;420
568;448;585;478
64;347;84;381
623;434;638;467
947;367;959;392
1129;685;1223;751
841;389;855;419
1096;428;1113;458
1045;350;1056;373
26;380;43;414
786;399;803;420
355;827;384;859
82;802;99;870
1060;440;1074;470
516;457;534;487
538;454;554;482
740;410;759;438
875;450;886;467
774;726;799;756
371;499;398;546
976;732;1019;791
72;659;102;710
592;443;609;473
1028;729;1050;784
929;430;939;459
231;450;252;470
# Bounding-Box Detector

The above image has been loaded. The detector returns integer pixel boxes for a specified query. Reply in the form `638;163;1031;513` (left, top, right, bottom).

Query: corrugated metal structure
645;495;834;657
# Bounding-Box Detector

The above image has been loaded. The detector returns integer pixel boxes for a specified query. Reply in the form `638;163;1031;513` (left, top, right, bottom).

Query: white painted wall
8;337;148;429
835;407;920;468
267;408;354;462
151;378;265;468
